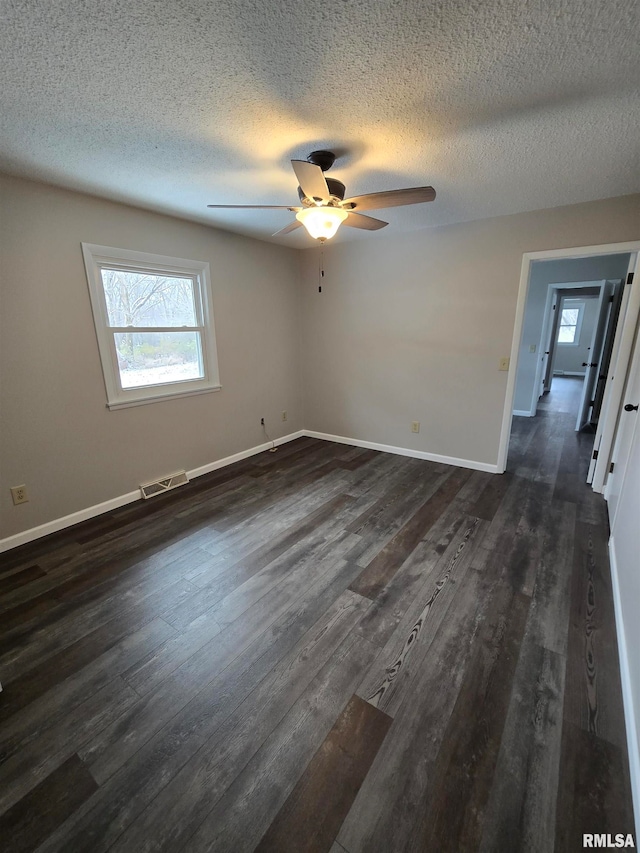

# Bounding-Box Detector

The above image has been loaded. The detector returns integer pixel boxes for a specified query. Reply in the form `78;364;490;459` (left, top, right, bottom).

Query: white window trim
82;243;221;410
557;299;585;347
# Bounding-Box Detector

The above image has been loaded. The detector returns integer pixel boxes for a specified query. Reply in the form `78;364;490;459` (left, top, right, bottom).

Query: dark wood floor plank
554;720;636;852
0;617;176;763
336;563;488;852
0;544;213;655
0;576;197;684
183;640;382;853
353;515;470;650
478;642;565;853
254;695;392;853
564;519;628;747
0;564;46;595
352;468;484;636
468;470;514;521
181;467;352;571
405;587;531;852
478;472;527;547
356;516;487;716
35;588;370;853
123;530;361;699
77;592;371;853
0;611;177;726
162;492;356;630
349;467;473;599
553;427;583;503
524;499;576;657
346;465;444;536
0;754;97;853
80;554;367;785
344;452;416;499
0;676;138;815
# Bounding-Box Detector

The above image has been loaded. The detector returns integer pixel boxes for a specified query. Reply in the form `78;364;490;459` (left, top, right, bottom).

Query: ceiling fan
207;150;436;241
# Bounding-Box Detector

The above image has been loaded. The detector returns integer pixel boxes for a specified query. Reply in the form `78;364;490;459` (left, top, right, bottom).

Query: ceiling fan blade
207;204;298;209
341;186;436;211
291;160;330;203
343;212;388;231
272;220;302;237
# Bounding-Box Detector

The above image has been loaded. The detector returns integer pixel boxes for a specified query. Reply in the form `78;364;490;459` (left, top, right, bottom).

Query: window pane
561;307;579;325
114;331;203;388
558;325;576;343
101;269;197;327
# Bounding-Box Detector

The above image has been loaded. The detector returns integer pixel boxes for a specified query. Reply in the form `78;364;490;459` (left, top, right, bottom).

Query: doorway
538;280;622;433
497;242;640;492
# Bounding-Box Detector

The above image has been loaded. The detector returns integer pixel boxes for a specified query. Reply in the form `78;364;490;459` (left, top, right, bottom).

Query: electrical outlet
11;485;28;505
411;421;420;434
281;411;287;422
499;357;510;371
529;344;536;353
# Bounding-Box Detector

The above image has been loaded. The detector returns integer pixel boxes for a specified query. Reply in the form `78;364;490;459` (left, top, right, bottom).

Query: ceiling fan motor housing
298;178;346;205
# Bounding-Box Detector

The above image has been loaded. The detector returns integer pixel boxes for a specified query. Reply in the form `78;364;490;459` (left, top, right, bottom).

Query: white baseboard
0;491;141;555
0;430;305;554
188;431;305;478
0;428;494;553
303;431;499;473
608;536;640;845
512;409;535;417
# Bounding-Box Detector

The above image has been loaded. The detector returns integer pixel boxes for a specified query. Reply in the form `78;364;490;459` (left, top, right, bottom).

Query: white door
608;344;640;838
605;322;640;523
575;283;610;431
590;254;640;489
540;291;559;398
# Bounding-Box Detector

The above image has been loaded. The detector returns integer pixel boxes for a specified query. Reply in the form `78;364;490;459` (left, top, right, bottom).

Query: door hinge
627;272;634;285
589;400;595;406
609;295;614;302
609;462;615;473
592;449;598;460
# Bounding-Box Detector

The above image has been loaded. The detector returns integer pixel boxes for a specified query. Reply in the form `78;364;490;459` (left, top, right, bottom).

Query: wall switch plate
411;421;420;433
499;357;510;371
11;485;28;505
281;411;287;422
529;344;536;353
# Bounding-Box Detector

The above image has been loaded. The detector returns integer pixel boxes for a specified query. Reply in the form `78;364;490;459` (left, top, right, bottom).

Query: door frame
497;241;640;483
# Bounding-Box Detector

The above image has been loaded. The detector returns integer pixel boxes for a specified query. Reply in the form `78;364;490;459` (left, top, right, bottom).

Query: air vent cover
140;470;189;499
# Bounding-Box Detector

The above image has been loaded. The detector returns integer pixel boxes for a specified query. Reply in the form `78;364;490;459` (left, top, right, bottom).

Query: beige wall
0;174;302;539
2;174;639;543
299;194;640;466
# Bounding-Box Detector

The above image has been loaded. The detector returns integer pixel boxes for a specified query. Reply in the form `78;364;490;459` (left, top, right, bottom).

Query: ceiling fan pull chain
318;244;325;292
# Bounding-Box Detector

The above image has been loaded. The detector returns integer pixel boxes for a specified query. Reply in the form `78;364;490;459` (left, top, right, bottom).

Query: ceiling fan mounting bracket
306;150;336;172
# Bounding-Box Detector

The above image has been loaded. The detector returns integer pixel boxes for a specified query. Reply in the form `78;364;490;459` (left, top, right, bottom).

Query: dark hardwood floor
0;401;635;851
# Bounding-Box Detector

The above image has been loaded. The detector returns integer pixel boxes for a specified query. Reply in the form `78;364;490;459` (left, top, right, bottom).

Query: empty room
1;1;639;851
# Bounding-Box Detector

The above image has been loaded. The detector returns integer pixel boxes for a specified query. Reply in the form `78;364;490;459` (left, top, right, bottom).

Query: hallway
538;375;586;415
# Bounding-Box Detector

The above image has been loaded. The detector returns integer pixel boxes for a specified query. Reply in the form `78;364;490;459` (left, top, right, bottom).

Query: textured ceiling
1;0;639;245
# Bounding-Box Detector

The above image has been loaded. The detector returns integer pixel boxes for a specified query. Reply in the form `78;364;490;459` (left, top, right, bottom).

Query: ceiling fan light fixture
296;206;348;240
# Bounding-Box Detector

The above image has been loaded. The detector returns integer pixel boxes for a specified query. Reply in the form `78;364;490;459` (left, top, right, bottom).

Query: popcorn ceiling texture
1;0;639;244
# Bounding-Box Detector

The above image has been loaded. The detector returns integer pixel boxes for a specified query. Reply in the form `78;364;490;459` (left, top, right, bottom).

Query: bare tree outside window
100;269;204;388
558;306;581;343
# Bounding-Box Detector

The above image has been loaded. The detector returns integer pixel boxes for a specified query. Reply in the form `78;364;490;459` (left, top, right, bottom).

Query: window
557;300;585;345
82;244;220;409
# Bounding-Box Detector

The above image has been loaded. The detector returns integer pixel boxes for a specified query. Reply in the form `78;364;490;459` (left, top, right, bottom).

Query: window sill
106;384;222;410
